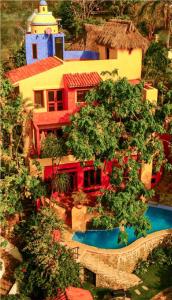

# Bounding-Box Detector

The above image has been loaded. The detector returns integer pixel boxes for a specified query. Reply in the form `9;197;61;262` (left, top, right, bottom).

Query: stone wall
82;230;172;273
72;206;98;232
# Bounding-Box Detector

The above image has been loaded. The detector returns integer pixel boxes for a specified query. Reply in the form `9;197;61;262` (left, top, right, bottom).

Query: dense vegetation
65;77;172;243
1;1;172;298
1;0;171;63
14;207;80;299
0;71;81;298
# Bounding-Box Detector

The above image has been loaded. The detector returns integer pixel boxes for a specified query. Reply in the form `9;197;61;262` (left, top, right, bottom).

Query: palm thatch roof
96;19;149;51
69;19;149;52
84;24;103;52
69;24;102;52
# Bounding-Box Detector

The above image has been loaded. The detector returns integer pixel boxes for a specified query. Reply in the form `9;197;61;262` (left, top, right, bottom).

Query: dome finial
39;0;47;6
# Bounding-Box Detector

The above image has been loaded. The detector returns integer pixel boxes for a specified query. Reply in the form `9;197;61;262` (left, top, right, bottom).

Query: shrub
15;207;81;298
134;259;150;276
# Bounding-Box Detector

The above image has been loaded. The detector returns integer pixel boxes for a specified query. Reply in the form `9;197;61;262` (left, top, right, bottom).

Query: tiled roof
128;79;141;85
63;72;101;88
6;57;63;84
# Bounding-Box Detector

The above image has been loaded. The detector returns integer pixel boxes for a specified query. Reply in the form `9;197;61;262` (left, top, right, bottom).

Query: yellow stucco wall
18;49;142;112
31;24;58;34
39;5;48;13
140;161;153;190
143;86;158;105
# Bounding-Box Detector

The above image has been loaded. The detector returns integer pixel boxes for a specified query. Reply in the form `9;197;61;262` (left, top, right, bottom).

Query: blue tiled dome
40;0;47;5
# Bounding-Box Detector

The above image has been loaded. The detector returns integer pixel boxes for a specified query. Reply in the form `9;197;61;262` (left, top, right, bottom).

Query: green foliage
149;243;172;267
54;173;71;193
134;259;150;276
15;207;81;298
57;1;77;37
72;190;88;206
41;133;67;160
0;68;45;230
65;78;170;243
11;44;26;68
2;295;30;300
143;42;172;86
135;238;172;276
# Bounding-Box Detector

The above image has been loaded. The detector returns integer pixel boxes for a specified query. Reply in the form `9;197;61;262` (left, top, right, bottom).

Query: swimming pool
73;206;172;249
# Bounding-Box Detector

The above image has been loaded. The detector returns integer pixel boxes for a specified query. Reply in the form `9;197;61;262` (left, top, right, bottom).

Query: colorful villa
6;0;161;196
3;1;172;296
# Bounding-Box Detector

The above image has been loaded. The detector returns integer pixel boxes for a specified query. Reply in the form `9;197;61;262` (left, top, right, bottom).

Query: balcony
33;110;72;126
64;50;99;61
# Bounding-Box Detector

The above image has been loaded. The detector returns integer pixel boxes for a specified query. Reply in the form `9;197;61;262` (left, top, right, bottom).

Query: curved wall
79;229;172;273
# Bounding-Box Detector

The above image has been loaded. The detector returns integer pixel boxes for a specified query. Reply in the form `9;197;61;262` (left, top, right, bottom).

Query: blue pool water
73;206;172;249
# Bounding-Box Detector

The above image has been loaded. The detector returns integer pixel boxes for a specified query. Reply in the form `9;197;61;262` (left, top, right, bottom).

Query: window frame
47;89;64;111
76;89;90;103
56;169;78;193
83;168;102;189
106;47;110;59
34;90;44;108
32;43;38;59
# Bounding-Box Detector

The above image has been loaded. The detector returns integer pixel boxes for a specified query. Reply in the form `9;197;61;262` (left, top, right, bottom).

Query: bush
15;207;81;298
135;238;172;276
148;240;172;266
134;259;150;276
150;247;167;265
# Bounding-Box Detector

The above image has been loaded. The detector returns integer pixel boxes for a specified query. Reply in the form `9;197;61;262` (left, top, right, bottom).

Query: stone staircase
79;251;141;290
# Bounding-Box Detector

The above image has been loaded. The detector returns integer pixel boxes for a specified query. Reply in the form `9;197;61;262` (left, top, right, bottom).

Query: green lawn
82;263;172;300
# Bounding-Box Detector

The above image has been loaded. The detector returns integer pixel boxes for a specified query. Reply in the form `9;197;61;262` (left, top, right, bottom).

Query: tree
137;0;172;47
56;1;77;37
11;44;26;68
72;0;104;20
65;78;172;243
110;0;139;18
15;207;81;299
0;67;46;231
143;42;172;87
41;133;68;193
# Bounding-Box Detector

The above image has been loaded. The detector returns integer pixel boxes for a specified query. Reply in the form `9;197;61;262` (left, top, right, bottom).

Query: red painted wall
44;155;139;193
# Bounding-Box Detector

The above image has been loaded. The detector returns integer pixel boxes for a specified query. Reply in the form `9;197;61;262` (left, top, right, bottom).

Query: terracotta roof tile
128;79;141;85
6;57;63;84
66;287;93;300
64;72;101;88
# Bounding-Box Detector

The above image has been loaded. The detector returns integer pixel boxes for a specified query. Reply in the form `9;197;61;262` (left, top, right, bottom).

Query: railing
71;246;79;260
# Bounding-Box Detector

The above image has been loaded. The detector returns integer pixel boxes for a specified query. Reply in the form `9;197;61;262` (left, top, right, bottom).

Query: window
40;128;63;138
57;171;77;193
34;90;44;108
77;90;89;102
55;37;63;60
14;86;19;96
32;44;37;59
47;90;63;111
106;47;110;59
84;169;101;188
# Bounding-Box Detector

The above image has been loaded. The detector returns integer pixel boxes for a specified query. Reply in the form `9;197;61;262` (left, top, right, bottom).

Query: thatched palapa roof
96;19;149;51
70;19;149;52
84;24;102;52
